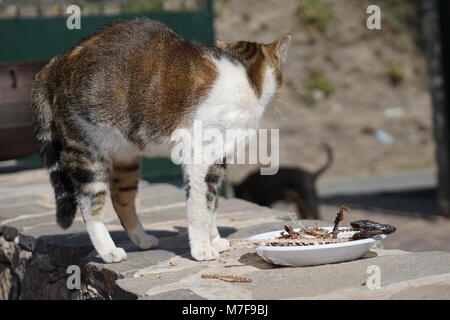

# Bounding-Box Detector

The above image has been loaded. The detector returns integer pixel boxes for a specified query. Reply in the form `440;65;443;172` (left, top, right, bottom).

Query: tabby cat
31;18;291;263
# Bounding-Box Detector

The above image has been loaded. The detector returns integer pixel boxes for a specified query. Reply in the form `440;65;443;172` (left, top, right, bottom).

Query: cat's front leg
206;163;230;253
210;207;230;252
184;163;219;261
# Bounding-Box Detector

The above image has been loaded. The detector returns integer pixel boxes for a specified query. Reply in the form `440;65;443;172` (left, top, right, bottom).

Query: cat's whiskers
270;106;282;123
273;105;287;123
274;97;290;108
272;93;287;122
268;95;286;123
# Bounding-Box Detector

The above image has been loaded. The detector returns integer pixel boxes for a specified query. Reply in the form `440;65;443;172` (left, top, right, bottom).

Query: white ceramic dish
247;227;386;267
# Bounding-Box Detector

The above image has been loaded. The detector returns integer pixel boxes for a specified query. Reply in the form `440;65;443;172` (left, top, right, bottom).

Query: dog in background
233;145;333;219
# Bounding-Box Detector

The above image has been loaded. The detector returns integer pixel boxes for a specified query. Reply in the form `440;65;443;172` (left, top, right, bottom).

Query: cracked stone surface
0;169;450;299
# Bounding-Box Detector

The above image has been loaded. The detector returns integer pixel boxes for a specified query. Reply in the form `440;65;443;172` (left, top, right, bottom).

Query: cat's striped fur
31;18;290;263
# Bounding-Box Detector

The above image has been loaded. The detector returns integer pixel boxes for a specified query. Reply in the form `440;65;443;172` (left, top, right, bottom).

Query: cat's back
41;19;220;121
48;19;184;82
38;19;183;97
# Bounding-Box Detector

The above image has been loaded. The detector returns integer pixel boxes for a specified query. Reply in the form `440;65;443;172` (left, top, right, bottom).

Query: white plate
247;227;386;267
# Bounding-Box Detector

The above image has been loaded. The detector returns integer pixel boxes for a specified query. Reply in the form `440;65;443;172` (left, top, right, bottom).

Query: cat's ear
216;38;230;49
267;34;292;63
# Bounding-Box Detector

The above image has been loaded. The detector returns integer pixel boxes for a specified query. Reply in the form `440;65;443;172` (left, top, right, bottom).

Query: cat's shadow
144;225;236;252
114;226;238;259
37;226;239;264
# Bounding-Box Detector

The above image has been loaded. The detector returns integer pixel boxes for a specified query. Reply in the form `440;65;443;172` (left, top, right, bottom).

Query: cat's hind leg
67;150;127;263
110;158;158;250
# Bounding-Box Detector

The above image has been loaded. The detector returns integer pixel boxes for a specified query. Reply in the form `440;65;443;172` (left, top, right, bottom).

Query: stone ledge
1;169;450;300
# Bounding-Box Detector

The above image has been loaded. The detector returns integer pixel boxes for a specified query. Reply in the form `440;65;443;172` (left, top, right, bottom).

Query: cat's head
216;34;291;97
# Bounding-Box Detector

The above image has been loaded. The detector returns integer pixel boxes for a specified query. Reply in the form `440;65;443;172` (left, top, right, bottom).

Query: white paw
128;231;158;250
211;237;230;252
190;244;219;261
100;247;127;263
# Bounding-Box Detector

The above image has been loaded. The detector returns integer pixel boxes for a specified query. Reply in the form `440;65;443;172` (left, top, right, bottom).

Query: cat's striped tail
31;65;77;229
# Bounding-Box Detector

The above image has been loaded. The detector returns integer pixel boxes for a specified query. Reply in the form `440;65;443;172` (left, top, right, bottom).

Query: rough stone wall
0;235;30;299
0;230;121;300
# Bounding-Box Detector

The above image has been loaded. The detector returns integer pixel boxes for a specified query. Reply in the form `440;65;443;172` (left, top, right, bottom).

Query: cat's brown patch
262;34;291;86
218;41;267;97
67;46;84;59
80;34;101;47
218;34;291;90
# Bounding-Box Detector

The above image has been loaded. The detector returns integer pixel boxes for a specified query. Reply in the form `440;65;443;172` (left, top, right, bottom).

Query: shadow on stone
362;250;378;259
238;252;276;270
218;226;238;238
322;187;440;218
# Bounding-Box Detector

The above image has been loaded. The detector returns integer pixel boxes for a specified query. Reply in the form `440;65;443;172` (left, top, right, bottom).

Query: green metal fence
0;0;215;186
0;0;214;63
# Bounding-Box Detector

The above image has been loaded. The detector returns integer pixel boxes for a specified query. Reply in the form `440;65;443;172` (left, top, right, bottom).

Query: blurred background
0;0;449;252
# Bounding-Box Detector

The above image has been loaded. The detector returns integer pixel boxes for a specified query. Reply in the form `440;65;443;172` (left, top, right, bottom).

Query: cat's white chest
194;57;275;132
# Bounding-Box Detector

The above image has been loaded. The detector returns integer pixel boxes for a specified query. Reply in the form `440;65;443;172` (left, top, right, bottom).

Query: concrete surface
1;169;450;299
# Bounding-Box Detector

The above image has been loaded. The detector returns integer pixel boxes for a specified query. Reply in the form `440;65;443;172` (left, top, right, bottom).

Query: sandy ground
214;0;435;184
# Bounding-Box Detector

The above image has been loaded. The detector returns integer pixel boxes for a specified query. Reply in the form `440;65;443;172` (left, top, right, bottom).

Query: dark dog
233;145;333;219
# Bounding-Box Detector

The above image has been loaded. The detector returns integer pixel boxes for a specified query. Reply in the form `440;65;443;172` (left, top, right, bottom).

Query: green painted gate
0;0;215;187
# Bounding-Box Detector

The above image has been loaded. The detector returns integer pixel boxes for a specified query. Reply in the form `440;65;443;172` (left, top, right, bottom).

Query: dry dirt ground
214;0;435;184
